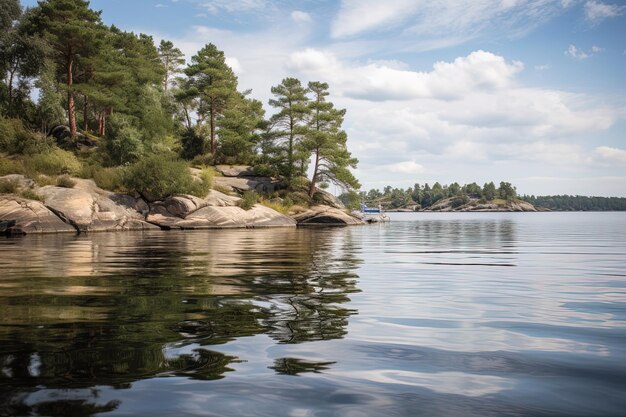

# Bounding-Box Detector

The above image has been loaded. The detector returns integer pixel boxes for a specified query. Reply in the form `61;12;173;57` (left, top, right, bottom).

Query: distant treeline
339;182;626;211
520;195;626;211
340;181;518;210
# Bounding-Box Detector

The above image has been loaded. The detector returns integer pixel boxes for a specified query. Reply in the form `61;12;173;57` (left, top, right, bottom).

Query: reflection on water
1;213;625;417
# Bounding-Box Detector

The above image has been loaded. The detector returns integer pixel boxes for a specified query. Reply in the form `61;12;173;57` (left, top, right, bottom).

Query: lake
1;212;625;417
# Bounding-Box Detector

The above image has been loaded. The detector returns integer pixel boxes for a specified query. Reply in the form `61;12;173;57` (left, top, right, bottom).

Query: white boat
354;204;390;223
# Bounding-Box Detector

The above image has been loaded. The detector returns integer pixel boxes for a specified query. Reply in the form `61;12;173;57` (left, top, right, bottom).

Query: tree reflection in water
0;228;361;415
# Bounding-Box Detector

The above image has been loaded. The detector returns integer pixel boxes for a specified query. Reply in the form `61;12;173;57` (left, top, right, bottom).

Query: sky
23;0;626;196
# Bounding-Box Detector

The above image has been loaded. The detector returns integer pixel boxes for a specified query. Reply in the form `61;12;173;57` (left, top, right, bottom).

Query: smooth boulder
292;205;364;226
0;197;77;234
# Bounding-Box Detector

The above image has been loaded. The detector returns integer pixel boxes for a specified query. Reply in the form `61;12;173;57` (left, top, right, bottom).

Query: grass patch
33;175;56;187
0;157;25;176
19;189;42;201
0;178;18;194
260;198;292;214
238;191;259;210
23;147;82;177
213;184;232;195
56;175;76;188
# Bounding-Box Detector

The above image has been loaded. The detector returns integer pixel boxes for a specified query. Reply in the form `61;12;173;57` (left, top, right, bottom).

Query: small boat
355;204;390;223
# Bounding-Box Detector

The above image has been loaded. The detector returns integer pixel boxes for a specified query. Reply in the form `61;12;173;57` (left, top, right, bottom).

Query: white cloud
534;64;550;70
565;44;604;60
593;146;626;164
584;0;626;24
288;49;523;101
290;10;312;23
155;3;167;8
332;0;573;42
385;161;425;174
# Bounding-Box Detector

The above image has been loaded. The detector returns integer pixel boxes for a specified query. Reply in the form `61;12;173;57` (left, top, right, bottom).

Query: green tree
217;94;266;165
158;40;185;93
35;60;65;133
268;77;310;182
26;0;102;138
183;43;238;157
498;181;517;200
483;181;497;201
304;81;359;197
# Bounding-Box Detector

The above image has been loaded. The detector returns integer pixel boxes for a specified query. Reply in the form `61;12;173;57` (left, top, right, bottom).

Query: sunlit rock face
293;205;365;226
0;197;76;234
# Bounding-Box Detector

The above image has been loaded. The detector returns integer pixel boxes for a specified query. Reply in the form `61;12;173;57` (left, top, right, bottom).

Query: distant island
339;182;626;212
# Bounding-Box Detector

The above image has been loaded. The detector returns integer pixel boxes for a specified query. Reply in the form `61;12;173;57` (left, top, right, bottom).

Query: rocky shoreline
388;196;545;212
0;171;365;235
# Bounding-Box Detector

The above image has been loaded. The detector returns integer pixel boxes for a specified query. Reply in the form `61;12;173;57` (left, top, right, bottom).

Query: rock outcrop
293;205;365;226
215;165;256;177
0;197;77;234
0;174;356;234
422;197;538;212
213;176;281;194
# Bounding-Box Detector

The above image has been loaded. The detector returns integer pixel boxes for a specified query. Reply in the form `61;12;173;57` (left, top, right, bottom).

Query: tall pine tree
304;81;359;197
268;77;310;182
26;0;102;138
183;43;238;157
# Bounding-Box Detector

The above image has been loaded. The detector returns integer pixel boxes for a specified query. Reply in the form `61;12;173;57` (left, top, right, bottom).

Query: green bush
0;178;19;194
80;164;125;192
0;157;25;176
123;153;200;201
56;175;76;188
238;191;259;210
33;175;56;187
23;147;82;176
105;115;144;165
0;117;53;155
20;189;42;201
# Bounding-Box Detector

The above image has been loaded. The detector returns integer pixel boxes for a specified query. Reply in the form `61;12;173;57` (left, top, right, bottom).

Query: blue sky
23;0;626;196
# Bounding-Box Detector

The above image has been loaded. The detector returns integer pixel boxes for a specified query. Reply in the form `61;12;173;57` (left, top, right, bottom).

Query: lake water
1;212;625;417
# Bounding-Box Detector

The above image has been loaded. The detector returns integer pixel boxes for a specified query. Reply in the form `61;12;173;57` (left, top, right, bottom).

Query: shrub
105;115;144;165
20;189;42;201
93;167;125;192
123;153;198;201
181;128;205;160
33;175;56;186
191;168;214;197
0;157;25;176
0;117;53;155
23;147;82;176
238;191;259;210
190;153;214;168
56;175;76;188
0;179;19;194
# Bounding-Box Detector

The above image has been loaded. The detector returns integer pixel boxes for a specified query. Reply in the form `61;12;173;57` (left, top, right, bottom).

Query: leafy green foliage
23;147;81;176
521;195;626;211
122;153;208;200
238;191;259;210
105;114;143;165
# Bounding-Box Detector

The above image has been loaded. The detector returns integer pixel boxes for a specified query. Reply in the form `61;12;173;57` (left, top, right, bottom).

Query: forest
0;0;359;207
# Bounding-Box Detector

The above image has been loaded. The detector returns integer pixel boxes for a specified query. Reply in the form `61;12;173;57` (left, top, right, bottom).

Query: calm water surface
1;212;625;417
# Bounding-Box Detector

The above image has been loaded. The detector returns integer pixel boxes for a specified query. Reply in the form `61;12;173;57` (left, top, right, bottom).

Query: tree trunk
288;119;294;181
308;150;320;198
7;68;15;113
98;112;104;136
210;108;216;157
67;55;77;138
83;94;89;132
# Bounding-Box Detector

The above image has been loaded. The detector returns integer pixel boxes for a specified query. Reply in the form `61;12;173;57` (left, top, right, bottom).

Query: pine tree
26;0;102;138
158;40;185;93
183;43;238;157
304;81;359;197
268;77;310;182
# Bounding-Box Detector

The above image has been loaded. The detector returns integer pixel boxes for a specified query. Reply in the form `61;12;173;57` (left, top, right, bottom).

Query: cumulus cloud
384;161;426;174
288;49;523;101
584;0;626;24
201;0;268;14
